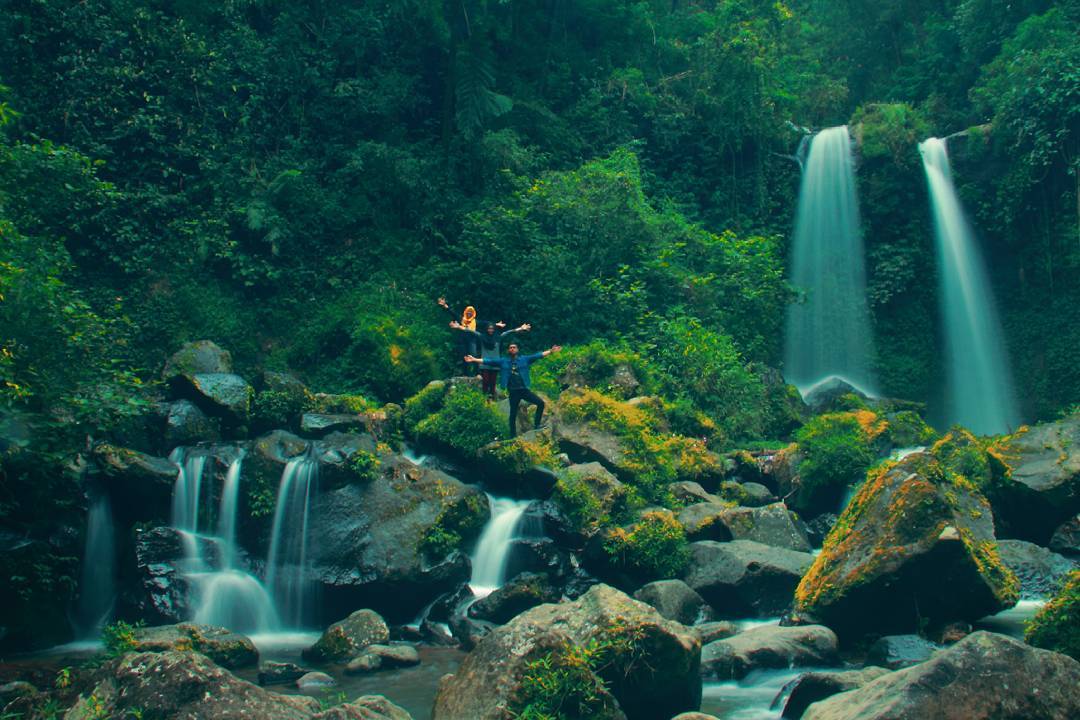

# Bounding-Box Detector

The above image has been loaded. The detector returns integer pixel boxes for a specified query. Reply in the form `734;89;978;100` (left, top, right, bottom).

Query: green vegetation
420;492;489;560
346;450;382;483
553;465;637;534
101;620;143;658
512;637;626;720
414;385;506;457
603;511;690;581
794;412;879;511
1025;569;1080;660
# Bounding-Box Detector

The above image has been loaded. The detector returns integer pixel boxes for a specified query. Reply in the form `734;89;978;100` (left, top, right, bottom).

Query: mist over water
920;137;1019;435
785;126;876;397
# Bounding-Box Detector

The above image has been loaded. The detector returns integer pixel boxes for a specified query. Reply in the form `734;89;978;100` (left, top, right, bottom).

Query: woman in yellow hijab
438;297;503;375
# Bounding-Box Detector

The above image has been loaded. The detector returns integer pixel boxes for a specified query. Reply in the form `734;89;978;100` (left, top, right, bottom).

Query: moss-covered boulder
164;399;222;445
130;623;259;668
304;609;390;663
552;461;633;536
65;651;318;720
478;429;560;496
795;450;1019;640
1025;568;1080;660
432;584;701;720
162;340;233;380
987;414;1080;544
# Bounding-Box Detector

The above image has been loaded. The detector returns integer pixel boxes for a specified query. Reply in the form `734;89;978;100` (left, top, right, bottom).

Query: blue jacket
490;353;544;390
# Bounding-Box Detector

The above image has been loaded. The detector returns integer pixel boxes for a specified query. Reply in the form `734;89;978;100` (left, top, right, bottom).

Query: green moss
346;449;381;482
603;510;689;580
402;381;448;434
931;428;993;489
252;389;299;428
885;410;937;448
795;412;877;509
484;431;559;476
553;465;638;533
1025;569;1080;660
415;385;506;456
419;492;489;560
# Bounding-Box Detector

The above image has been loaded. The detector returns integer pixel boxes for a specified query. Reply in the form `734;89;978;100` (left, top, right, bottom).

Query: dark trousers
508;387;544;437
480;368;499;399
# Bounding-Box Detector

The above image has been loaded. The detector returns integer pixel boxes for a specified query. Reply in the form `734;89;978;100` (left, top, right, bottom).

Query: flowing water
785;126;876;397
701;667;819;720
265;455;320;628
74;488;116;638
920;137;1019;435
468;495;531;597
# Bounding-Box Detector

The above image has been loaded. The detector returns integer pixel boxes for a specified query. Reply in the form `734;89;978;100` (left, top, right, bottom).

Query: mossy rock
795;451;1019;640
304;609;390;663
131;623;259;669
1025;569;1080;660
162;340;233;381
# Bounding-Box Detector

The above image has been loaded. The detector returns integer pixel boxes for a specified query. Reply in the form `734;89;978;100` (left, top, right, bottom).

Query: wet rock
93;444;176;520
131;623;259;669
345;652;382;674
633;579;714;626
801;631;1080;720
433;584;701;720
302;413;367;436
184;372;254;419
990;415;1080;544
804;513;838;548
781;668;890;720
701;625;839;680
1049;514;1080;556
740;482;778;506
719;502;812;552
695;621;738;644
309;456;485;622
521;500;584;550
258;661;309;686
448;613;496;651
297;671;336;692
261;370;308;398
163;340;233;380
997;539;1078;598
477;430;560;498
305;609;390;663
864;635;940;670
164;399;221;445
681;540;815;617
366;643;420;667
795;451;1019;640
502;537;573;582
65;651;318;719
468;572;561;624
312;696;414;720
678;503;734;542
671;481;716;504
801;377;869;414
131;527;193;623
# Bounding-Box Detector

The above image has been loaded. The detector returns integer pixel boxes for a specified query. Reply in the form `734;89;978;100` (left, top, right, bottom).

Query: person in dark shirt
465;341;561;437
437;297;504;375
451;321;531;400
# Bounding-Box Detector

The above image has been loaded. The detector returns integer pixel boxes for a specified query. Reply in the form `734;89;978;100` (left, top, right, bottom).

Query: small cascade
265;454;319;628
468;495;531;597
169;449;278;634
784;125;877;397
74;487;116;638
920;137;1019;435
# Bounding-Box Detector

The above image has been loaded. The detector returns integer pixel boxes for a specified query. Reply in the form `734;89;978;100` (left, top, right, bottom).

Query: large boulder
864;635;939;670
304;609;390;663
800;377;870;415
701;625;838;679
468;572;561;625
555;422;630;479
64;651;318;720
432;584;701;720
633;580;714;626
996;539;1077;598
1050;514;1080;556
681;540;815;616
92;444;177;522
309;455;487;622
312;696;414;720
781;668;890;720
131;526;193;624
716;503;812;552
163;399;221;445
162;340;233;380
795;451;1019;640
184;373;254;419
989;415;1080;543
677;503;734;542
801;631;1080;720
131;623;259;669
301;413;367;437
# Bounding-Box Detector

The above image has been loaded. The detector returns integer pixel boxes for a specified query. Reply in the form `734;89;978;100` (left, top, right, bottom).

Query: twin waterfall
785;127;1018;434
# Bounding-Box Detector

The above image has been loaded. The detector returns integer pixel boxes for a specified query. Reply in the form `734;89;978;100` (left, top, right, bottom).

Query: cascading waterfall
265;454;319;628
785;125;877;397
468;495;531;597
919;137;1019;435
74;487;116;637
169;449;278;634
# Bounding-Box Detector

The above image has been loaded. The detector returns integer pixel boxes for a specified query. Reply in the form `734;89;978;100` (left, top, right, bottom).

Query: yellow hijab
461;306;477;331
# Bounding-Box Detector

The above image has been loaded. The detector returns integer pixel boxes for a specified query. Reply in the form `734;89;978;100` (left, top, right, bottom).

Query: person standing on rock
437;297;504;375
451;321;531;400
465;341;561;437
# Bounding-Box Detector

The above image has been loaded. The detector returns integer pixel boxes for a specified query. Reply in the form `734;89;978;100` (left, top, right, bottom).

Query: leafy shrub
850;103;930;166
102;620;143;657
252;390;299;429
512;637;625;720
530;340;656;399
886;410;937;448
1025;569;1080;660
420;492;489;560
346;450;381;482
554;465;638;533
403;381;449;435
415;385;506;456
603;510;690;580
795;413;877;511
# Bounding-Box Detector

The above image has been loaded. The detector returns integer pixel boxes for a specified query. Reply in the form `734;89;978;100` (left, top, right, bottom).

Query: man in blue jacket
465;341;561;437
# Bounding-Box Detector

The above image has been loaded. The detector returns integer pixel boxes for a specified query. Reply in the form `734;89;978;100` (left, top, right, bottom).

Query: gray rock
678;503;734;542
132;527;194;623
781;668;890;720
801;631;1080;720
131;623;259;669
164;399;221;445
670;481;716;505
433;584;700;720
305;609;390;662
162;340;233;380
740;482;778;506
801;377;869;414
701;624;839;680
366;643;420;668
302;413;367;436
468;572;561;624
187;372;254;418
65;651;318;719
312;696;414;720
681;540;814;616
719;502;812;552
93;444;176;519
695;621;738;644
865;635;940;670
258;661;309;686
345;652;382;674
1050;514;1080;556
633;579;714;625
997;539;1078;598
297;671;336;692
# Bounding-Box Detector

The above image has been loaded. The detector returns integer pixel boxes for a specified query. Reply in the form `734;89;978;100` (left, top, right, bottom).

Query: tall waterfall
74;487;116;637
169;449;278;634
265;455;319;628
469;495;531;597
785;125;876;397
920;137;1019;435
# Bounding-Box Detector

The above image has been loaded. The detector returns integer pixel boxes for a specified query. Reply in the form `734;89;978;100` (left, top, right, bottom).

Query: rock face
64;651;318;720
312;696;414;720
93;444;177;521
633;579;714;626
131;623;259;668
801;631;1080;720
682;540;814;616
132;527;193;623
997;539;1078;598
304;609;390;662
164;399;221;445
432;584;701;720
781;668;890;720
795;452;1019;639
186;372;254;418
991;415;1080;544
309;455;487;622
700;625;838;679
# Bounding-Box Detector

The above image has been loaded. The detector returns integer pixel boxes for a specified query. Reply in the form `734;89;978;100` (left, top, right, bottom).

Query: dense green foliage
795;412;878;511
603;510;690;581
